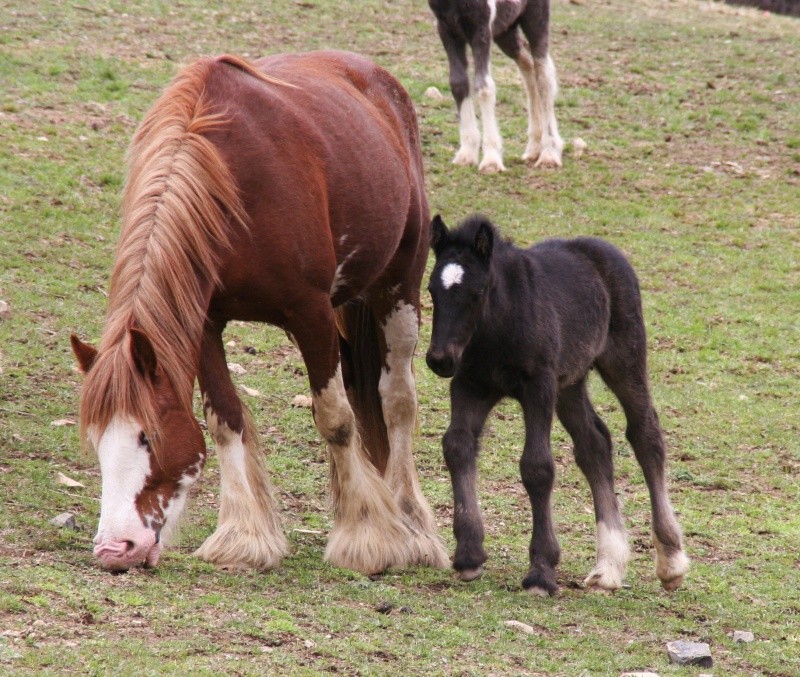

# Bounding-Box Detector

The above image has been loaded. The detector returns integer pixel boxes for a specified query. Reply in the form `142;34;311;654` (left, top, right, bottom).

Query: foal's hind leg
195;323;288;570
373;299;448;568
290;296;415;574
597;352;690;591
556;379;629;591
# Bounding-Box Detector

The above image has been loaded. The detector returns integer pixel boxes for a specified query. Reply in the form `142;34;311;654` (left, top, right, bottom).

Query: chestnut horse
71;51;448;574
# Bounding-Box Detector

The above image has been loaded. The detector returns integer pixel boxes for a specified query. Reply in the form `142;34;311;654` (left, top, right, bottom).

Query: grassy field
1;0;799;674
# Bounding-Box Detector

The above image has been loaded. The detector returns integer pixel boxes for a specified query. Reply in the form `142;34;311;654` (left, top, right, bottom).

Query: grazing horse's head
426;215;495;378
71;330;206;571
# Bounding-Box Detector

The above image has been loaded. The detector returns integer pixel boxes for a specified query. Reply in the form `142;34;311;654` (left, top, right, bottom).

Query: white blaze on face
440;262;465;290
93;416;151;543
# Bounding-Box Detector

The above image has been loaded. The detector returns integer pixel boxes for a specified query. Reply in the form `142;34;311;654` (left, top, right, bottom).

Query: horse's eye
138;431;150;448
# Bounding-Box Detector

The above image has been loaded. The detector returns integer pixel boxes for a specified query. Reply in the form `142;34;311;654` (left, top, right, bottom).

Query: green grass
2;0;799;674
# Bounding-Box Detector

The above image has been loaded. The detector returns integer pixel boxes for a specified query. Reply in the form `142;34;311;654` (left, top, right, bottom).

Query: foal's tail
334;301;391;475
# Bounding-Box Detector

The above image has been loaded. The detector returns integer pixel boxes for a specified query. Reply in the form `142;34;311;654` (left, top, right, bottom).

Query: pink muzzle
94;535;162;571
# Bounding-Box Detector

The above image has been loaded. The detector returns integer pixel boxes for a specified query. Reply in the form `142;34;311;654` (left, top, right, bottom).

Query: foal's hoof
526;585;553;598
457;566;484;582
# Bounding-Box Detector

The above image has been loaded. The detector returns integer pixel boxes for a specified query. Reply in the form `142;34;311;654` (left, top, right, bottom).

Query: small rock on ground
733;630;755;643
666;640;713;667
504;620;535;634
50;512;78;530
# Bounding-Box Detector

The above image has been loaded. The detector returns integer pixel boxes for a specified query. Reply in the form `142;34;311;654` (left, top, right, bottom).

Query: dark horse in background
429;0;564;173
71;51;448;574
426;215;689;595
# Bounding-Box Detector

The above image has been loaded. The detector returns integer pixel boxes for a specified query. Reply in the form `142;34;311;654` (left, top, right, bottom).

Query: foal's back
514;237;643;385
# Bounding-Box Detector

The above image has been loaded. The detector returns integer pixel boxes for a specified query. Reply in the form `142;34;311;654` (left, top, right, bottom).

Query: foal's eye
138;431;150;448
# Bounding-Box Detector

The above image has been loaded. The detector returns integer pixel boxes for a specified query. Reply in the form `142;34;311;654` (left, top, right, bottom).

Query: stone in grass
666;640;713;668
733;630;755;643
50;512;78;531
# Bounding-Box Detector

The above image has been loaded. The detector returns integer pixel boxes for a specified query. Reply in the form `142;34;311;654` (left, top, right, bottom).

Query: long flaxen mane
79;55;283;449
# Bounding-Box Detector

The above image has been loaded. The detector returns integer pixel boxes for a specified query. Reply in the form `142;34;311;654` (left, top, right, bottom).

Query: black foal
426;214;689;595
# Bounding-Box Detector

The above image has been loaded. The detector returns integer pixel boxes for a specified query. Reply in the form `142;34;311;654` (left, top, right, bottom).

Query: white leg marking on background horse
441;262;465;289
454;96;480;166
475;75;505;173
529;55;564;168
584;521;630;591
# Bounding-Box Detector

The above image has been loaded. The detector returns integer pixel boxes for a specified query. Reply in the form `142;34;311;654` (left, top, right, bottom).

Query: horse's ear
129;328;158;380
430;215;449;255
474;222;494;262
70;334;98;373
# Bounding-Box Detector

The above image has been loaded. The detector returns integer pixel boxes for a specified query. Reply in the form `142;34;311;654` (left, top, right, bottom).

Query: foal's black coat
426;215;688;595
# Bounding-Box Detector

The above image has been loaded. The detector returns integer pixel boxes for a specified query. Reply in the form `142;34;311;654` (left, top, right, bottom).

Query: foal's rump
528;236;646;379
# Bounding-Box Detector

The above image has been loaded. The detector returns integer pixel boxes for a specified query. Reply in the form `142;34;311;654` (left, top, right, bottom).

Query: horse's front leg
436;24;480;167
471;31;505;173
519;374;561;595
444;376;499;581
290;296;416;574
195;321;288;570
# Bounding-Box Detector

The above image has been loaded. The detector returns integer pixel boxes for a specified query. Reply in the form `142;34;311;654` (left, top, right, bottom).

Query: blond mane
80;56;266;442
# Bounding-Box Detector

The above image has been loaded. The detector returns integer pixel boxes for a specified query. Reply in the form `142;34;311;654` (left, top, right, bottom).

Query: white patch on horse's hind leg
475;74;505;173
516;50;543;163
379;303;448;568
529;54;564;168
315;365;415;574
453;96;480;166
195;406;287;570
584;521;630;592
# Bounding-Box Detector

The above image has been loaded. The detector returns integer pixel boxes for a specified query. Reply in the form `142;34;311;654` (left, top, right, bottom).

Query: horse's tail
334;301;391;475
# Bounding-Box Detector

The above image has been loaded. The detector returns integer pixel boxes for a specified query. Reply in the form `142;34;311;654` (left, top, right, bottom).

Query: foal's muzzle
426;349;456;378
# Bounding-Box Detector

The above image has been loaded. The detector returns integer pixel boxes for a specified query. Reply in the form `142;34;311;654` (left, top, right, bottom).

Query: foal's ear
129;328;159;380
474;222;494;262
70;334;98;373
430;215;449;255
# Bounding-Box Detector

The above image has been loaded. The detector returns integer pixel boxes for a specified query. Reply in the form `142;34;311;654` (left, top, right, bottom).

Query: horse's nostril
123;540;135;553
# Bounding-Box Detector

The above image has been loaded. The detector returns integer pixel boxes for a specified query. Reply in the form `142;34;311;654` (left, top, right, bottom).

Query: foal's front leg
519;375;561;596
444;377;499;581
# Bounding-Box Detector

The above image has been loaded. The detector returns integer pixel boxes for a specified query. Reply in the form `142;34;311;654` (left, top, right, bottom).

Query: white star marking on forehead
440;263;465;289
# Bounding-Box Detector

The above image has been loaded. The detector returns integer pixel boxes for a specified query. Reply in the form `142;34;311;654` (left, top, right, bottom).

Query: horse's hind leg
556;379;630;591
597;348;690;591
195;322;288;569
510;1;564;167
372;298;448;568
290;296;415;574
471;27;505;173
436;24;479;166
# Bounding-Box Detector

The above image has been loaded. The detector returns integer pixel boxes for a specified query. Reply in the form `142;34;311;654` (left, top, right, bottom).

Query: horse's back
195;52;428;320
